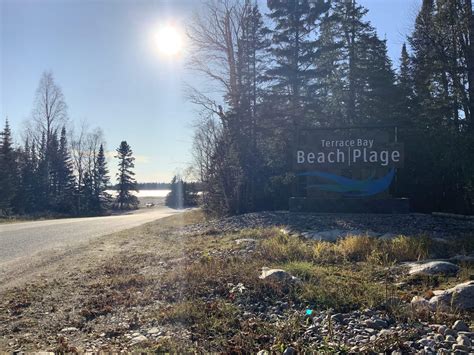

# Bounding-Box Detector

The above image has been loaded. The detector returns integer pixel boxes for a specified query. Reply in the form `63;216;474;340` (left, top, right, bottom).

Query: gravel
180;211;474;239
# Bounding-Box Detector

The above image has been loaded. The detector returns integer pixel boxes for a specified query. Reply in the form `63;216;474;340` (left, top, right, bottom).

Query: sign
294;127;404;198
295;128;404;171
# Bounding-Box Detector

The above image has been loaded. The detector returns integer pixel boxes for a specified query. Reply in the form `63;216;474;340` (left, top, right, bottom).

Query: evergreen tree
93;144;111;212
81;171;95;214
315;0;397;125
55;127;76;213
165;175;199;209
115;141;138;210
267;0;330;125
13;139;36;214
0;119;17;214
35;132;49;212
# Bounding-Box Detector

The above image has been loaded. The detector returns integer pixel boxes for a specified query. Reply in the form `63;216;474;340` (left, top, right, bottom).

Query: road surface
0;207;180;265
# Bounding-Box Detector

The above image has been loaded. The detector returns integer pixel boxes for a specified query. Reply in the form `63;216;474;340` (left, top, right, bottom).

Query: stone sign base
289;197;410;214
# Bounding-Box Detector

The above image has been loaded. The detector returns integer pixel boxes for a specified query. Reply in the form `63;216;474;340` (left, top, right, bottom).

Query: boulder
429;281;474;310
407;261;459;276
449;254;474;264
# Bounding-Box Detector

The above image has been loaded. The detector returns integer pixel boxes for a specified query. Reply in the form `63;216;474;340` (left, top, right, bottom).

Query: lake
106;189;171;197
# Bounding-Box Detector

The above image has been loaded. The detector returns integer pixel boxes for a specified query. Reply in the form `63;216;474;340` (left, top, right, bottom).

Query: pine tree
115;141;138;210
0;119;17;214
55;127;76;213
13;139;37;213
315;0;397;125
93;144;111;212
35;132;49;212
267;0;330;125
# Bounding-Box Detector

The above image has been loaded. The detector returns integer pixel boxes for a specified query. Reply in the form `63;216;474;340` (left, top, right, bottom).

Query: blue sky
0;0;420;182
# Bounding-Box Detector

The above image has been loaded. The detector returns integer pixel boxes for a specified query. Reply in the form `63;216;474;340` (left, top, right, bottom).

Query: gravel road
0;207;179;265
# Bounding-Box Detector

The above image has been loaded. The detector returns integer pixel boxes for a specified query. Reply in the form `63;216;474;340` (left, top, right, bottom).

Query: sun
156;25;183;56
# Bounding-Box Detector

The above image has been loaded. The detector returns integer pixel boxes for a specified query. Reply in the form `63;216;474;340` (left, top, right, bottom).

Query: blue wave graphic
297;169;395;197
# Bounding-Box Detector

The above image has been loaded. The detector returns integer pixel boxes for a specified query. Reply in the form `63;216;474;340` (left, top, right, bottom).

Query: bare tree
30;71;68;145
70;121;105;212
187;0;247;112
192;114;222;183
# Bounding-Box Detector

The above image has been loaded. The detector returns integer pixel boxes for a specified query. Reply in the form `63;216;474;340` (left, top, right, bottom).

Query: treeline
134;182;171;190
189;0;474;215
0;72;139;216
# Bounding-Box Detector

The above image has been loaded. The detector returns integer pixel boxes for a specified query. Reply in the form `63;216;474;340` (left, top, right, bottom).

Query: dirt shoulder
0;211;473;353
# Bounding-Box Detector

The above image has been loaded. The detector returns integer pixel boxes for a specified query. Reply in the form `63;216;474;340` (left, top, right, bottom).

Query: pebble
283;346;296;355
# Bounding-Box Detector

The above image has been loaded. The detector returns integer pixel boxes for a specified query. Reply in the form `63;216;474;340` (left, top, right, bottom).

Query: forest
0;72;139;216
189;0;474;215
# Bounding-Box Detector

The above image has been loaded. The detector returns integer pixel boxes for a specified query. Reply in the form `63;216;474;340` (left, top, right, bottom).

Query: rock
411;295;431;310
457;335;471;347
379;329;392;337
147;327;161;335
331;313;344;323
449;254;474;264
453;320;470;332
283;346;296;355
363;319;388;330
235;238;257;245
445;335;456;342
452;343;469;352
60;327;78;332
257;351;270;355
130;335;147;344
445;329;457;337
438;325;447;335
431;281;474;310
407;261;459;276
259;268;299;283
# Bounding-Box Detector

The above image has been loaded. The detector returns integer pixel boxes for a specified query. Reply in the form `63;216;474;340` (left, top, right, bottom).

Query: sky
0;0;420;183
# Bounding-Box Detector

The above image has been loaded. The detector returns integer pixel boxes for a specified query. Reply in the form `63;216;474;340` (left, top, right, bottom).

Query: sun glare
156;25;183;56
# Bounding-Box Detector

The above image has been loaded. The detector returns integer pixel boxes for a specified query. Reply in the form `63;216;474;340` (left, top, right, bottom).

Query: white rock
259;267;299;283
147;327;161;335
407;261;459;276
235;238;257;245
60;327;78;332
